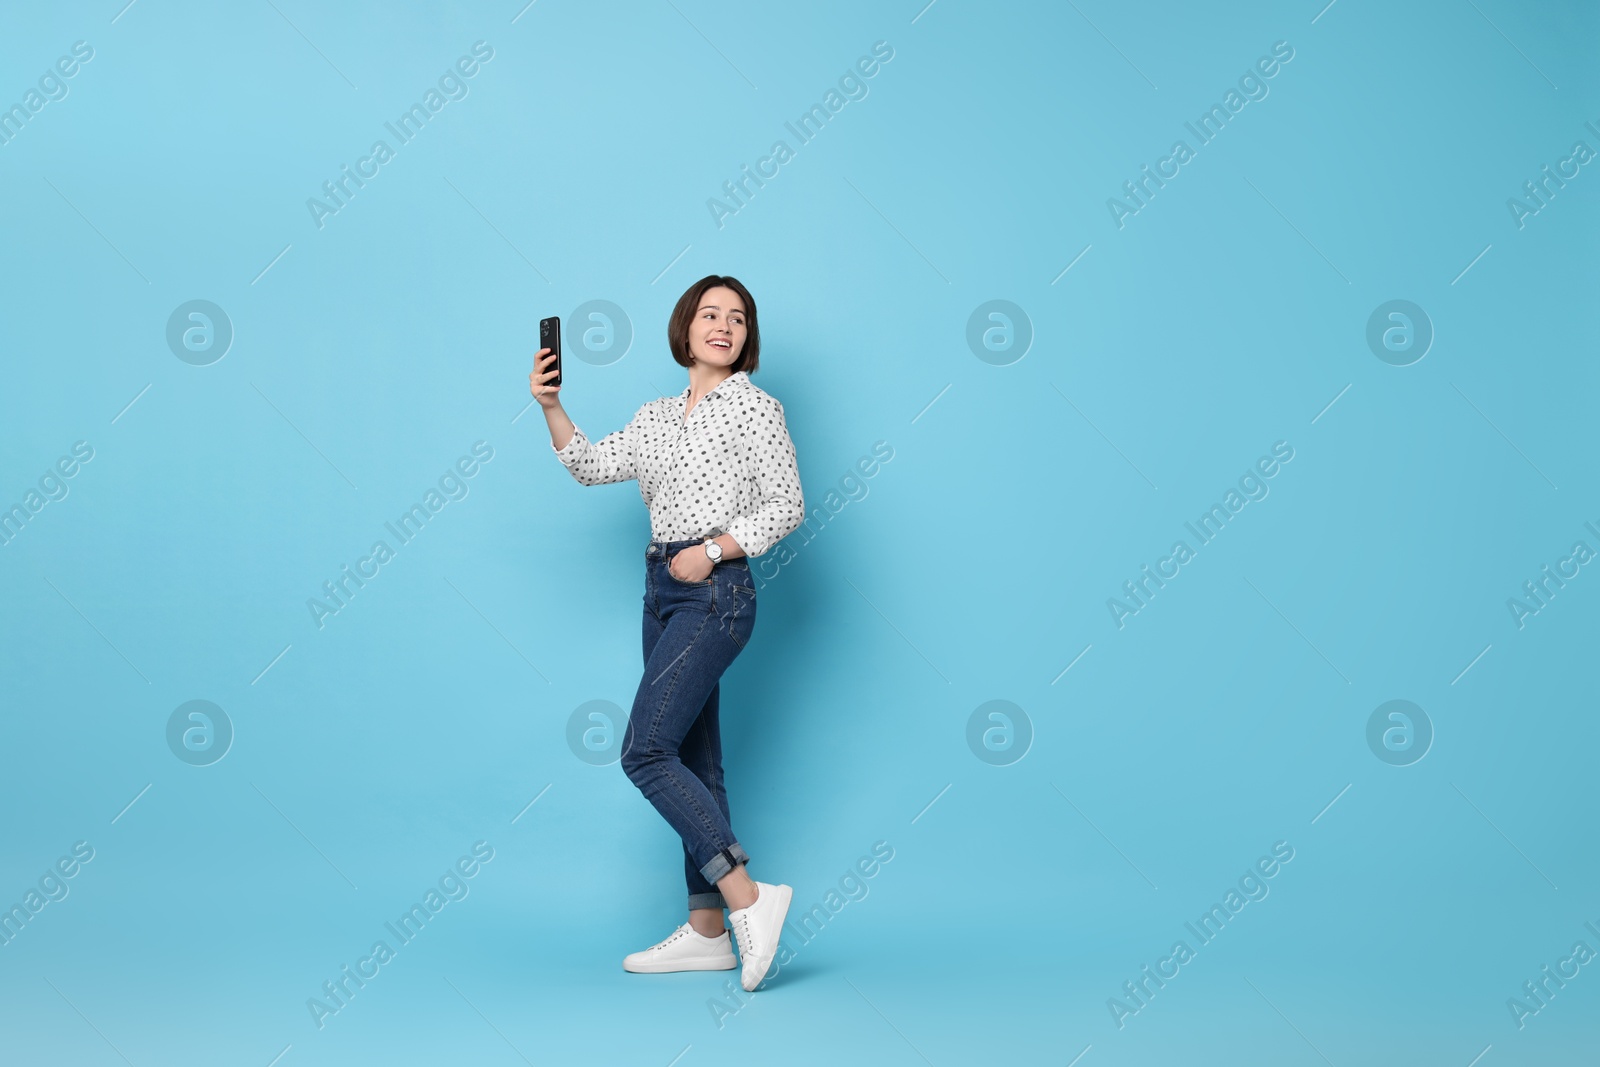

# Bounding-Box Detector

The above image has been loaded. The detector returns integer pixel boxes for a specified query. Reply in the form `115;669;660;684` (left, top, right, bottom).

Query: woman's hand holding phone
531;350;563;410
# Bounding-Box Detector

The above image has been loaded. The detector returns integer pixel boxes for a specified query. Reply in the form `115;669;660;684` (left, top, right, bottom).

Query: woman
530;274;805;992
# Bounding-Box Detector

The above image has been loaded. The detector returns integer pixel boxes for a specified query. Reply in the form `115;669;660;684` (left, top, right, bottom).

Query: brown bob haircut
668;274;760;374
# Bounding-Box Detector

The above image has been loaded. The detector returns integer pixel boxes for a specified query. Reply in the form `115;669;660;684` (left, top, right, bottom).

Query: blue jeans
622;537;758;912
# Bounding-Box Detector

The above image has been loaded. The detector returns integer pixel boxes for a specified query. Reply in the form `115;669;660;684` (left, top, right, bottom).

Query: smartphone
539;316;562;388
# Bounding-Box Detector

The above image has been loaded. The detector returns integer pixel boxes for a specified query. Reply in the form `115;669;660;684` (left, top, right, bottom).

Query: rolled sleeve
552;414;640;486
725;399;805;558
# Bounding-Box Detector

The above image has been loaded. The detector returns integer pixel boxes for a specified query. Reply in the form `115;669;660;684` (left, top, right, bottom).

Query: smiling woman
531;274;806;993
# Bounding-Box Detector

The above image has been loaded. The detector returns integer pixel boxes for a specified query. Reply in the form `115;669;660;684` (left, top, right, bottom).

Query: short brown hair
668;274;760;374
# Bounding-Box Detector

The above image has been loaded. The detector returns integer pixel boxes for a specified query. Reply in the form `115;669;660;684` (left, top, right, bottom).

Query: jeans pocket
665;555;712;586
724;581;756;649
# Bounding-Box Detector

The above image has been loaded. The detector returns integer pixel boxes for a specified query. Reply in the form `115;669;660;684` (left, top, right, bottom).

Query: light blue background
1;1;1596;1064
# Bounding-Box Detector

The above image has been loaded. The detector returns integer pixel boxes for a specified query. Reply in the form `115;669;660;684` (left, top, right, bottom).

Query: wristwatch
702;538;723;564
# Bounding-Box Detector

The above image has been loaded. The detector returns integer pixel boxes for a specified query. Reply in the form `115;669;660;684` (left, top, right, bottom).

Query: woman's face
688;286;747;368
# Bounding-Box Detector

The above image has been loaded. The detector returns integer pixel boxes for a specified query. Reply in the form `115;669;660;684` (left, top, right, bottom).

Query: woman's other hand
668;546;714;583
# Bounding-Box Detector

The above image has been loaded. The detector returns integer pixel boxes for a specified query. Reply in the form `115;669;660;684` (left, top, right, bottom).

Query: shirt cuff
552;426;586;463
724;518;774;560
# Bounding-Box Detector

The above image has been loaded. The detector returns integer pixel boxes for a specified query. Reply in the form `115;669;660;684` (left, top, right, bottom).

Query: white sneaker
622;922;737;973
728;881;793;991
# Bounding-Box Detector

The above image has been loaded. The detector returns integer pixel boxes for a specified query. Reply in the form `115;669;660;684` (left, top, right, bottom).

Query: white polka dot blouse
551;370;806;558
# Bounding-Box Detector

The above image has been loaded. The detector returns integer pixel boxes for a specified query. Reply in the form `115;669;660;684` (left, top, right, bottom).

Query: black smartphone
539;316;562;388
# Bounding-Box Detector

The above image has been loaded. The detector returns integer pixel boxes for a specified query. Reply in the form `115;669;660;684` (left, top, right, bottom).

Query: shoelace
653;925;725;953
731;913;756;959
652;927;688;952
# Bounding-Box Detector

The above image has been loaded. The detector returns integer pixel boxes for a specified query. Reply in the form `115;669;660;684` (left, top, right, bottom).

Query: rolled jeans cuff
688;892;727;911
698;843;749;888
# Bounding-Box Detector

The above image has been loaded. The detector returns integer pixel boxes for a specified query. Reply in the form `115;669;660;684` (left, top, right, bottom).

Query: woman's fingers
529;351;560;401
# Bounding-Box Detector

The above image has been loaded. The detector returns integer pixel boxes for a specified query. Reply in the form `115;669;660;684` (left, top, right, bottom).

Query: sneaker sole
740;883;793;991
623;956;738;974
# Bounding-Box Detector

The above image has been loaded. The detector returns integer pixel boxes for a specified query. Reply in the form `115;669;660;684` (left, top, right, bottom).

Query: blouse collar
679;369;749;404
